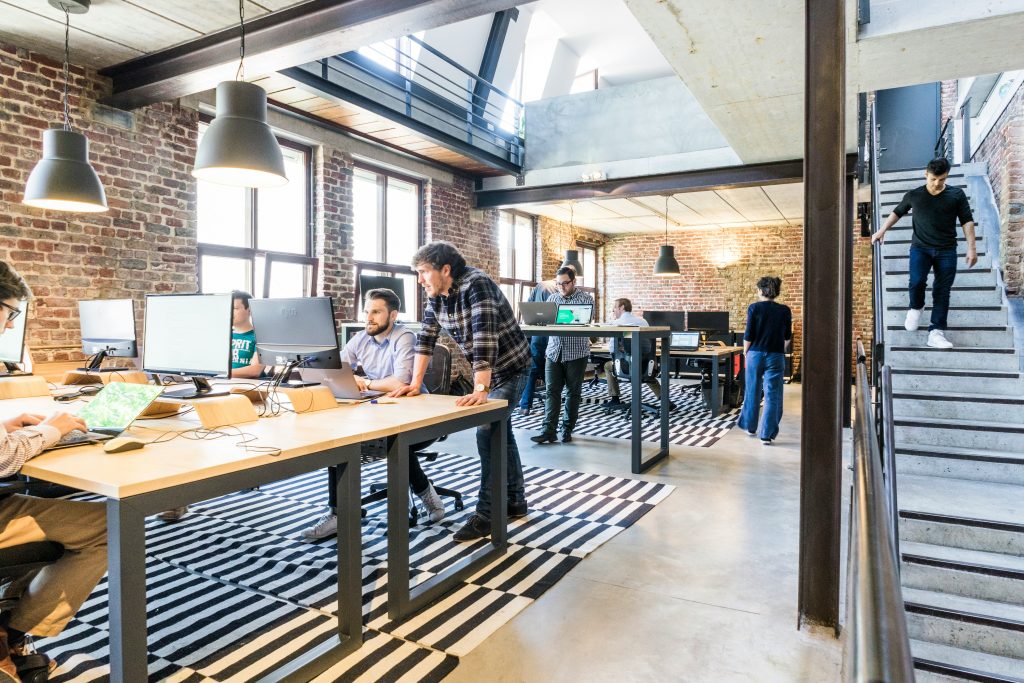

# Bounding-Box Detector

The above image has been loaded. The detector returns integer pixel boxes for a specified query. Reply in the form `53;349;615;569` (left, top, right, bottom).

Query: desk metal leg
630;329;642;473
660;338;670;451
711;355;721;418
107;499;148;683
387;433;412;619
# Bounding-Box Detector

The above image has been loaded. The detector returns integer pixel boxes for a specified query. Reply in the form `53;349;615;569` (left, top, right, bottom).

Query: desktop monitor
0;300;28;372
249;296;342;370
358;274;407;313
687;310;730;333
143;293;233;399
641;310;686;332
79;298;137;370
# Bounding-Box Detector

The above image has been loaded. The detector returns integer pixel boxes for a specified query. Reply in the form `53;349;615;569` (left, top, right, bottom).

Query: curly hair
756;276;782;300
0;261;31;302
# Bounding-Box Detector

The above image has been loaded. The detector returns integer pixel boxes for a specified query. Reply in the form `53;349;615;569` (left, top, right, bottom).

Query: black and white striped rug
513;379;740;447
47;454;674;681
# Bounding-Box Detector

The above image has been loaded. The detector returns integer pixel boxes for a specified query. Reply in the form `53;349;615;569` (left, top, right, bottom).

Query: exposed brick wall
973;80;1024;296
601;225;875;378
940;80;959;127
0;42;198;362
315;147;354;323
424;174;500;280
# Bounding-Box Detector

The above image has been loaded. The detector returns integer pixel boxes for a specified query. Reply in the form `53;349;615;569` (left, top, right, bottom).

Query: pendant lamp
23;0;108;213
193;0;287;188
560;202;584;276
653;195;680;277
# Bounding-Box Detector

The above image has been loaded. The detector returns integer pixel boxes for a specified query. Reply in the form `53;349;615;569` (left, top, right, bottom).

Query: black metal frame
498;209;537;311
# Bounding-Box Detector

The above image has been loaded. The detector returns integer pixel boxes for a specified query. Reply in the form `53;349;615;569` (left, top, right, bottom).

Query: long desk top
590;343;743;358
520;325;671;335
11;393;505;500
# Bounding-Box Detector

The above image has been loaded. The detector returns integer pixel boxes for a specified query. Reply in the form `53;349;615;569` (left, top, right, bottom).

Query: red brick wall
973;80;1024;296
424;174;500;280
315;147;354;323
940;80;959;127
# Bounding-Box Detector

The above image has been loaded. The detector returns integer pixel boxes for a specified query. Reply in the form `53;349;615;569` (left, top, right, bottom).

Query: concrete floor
438;384;845;682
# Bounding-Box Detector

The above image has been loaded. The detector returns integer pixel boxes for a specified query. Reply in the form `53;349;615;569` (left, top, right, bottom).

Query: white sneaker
904;308;923;331
302;512;337;540
416;482;445;523
927;329;954;349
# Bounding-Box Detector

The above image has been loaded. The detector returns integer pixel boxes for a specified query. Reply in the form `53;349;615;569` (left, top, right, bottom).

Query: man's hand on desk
455;390;489;407
353;376;369;392
3;413;44;432
389;383;422;398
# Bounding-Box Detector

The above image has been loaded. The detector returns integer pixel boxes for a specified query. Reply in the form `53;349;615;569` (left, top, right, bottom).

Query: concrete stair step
887;286;1002;308
882;269;996;288
884;253;993;271
885;306;1007;327
899;475;1024;552
887;345;1019;371
888;327;1013;348
903;587;1024;659
880;168;967;182
896;443;1024;486
901;510;1024;558
881;175;969;191
890;367;1024;395
893;391;1024;423
895;416;1024;451
911;639;1024;682
902;541;1024;606
881;236;982;256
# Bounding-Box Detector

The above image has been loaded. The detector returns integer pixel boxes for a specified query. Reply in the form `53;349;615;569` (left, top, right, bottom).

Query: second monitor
249;296;342;370
79;298;137;371
687;310;730;333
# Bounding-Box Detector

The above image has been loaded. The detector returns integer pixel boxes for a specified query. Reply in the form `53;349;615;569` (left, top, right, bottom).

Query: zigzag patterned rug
46;453;674;682
513;379;740;447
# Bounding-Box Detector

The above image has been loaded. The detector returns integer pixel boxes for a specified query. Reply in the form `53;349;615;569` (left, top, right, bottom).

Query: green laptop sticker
556;308;575;324
77;383;163;430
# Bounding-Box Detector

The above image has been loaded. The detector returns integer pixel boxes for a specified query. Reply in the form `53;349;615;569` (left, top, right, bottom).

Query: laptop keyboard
54;430;113;447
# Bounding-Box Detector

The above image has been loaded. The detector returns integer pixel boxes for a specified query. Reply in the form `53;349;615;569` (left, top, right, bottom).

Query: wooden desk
521;325;671;474
14;392;508;682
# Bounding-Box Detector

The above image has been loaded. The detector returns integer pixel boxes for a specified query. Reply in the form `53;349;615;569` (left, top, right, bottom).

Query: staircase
879;166;1024;683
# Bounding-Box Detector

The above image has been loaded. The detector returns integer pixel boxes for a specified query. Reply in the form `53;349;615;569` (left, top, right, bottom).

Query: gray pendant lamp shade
652;195;680;276
193;81;288;188
23;129;107;213
561;249;584;277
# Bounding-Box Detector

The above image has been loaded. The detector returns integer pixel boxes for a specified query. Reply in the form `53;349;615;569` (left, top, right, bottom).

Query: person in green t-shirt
229;290;263;379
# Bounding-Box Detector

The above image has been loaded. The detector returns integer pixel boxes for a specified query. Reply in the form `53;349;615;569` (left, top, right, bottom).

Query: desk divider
193;394;260;429
278;385;337;413
0;375;49;399
62;369;149;385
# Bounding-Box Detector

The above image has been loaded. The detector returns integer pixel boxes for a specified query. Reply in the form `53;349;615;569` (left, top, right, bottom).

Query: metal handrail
880;365;900;561
407;34;523;106
870;103;885;386
933;116;952;159
845;341;915;682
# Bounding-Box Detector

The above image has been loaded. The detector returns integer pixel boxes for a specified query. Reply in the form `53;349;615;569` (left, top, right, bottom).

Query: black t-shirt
744;301;792;354
893;185;974;249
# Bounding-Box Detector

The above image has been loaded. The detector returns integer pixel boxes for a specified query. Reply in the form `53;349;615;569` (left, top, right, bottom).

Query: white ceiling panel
716;187;784;222
569;201;622;220
762;182;804;219
674;191;746;224
594;197;652;218
666;196;708;225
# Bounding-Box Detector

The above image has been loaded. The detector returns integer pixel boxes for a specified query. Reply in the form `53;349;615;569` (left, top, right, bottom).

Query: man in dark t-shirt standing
871;157;976;349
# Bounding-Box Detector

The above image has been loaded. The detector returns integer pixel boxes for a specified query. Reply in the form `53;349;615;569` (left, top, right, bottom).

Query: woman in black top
738;276;792;444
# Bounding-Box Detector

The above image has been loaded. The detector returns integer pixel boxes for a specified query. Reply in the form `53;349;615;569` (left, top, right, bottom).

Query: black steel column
799;0;845;632
843;173;855;428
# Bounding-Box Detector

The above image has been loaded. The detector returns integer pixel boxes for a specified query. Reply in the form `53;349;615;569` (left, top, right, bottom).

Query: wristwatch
474;382;489;393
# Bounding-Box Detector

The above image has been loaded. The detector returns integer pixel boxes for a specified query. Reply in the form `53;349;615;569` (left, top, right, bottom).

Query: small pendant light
560;202;584;277
23;0;108;213
653;195;680;277
193;0;287;188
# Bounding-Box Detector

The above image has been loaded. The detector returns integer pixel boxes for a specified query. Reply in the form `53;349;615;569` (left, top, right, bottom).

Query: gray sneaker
416;482;445;523
157;506;189;522
302;512;337;540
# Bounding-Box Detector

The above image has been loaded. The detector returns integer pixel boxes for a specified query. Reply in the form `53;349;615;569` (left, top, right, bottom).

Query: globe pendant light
653;195;680;277
193;0;287;188
23;0;108;213
560;202;584;277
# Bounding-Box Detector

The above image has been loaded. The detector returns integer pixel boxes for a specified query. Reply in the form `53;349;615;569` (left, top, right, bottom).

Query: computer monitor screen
642;310;686;332
143;293;232;377
0;300;28;366
358;274;407;313
79;299;137;359
687;311;730;332
249;296;341;369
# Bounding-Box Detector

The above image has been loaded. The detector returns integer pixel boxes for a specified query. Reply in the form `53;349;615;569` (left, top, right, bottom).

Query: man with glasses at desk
531;266;594;445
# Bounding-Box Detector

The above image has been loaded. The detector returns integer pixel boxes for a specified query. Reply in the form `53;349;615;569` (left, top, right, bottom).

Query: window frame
352;161;425;319
576;239;599;307
498;209;537;316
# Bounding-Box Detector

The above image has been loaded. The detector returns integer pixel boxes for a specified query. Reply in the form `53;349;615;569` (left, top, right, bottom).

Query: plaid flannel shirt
415;267;530;384
545;289;595;362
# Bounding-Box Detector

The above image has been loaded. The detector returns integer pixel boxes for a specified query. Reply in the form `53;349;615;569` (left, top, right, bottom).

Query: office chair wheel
14;653;52;682
454;499;465;511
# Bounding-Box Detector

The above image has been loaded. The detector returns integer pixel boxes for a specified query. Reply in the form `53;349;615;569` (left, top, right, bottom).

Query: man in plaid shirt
531;266;594;444
392;241;531;542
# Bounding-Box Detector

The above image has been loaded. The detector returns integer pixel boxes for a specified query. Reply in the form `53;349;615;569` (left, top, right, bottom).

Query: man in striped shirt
531;266;595;444
392;242;531;542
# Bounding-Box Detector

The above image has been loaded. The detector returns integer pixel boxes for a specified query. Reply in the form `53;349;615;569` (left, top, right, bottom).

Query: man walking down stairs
872;156;977;349
877;162;1024;681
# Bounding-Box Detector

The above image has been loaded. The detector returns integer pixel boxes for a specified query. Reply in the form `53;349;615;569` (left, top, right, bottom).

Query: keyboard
52;430;114;448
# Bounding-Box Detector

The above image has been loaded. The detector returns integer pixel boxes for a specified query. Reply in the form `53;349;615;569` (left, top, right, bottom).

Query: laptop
299;364;386;401
670;331;701;351
555;303;594;326
520;301;558;326
48;382;165;450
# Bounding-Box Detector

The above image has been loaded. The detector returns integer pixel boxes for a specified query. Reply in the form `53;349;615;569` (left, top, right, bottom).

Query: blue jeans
908;245;958;331
476;371;528;522
519;336;548;410
738;351;785;441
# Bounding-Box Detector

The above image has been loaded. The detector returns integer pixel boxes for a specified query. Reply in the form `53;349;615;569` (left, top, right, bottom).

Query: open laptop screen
77;383;164;431
670;331;701;350
555;304;594;325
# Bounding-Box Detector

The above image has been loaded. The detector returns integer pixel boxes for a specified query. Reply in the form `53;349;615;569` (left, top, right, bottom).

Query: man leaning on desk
0;261;107;682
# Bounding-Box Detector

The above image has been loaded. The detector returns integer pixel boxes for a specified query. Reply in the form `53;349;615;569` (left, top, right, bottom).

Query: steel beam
472;9;518;123
798;0;845;633
99;0;518;109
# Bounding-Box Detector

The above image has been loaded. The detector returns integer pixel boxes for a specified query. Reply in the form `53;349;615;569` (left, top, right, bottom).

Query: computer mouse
103;437;147;453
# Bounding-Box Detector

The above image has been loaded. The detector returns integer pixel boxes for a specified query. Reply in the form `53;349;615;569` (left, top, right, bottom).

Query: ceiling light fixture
561;201;584;277
23;0;108;213
193;0;287;188
653;195;680;277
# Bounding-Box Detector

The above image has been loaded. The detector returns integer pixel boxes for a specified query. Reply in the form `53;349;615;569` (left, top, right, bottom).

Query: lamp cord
61;4;71;131
236;0;245;81
664;195;669;244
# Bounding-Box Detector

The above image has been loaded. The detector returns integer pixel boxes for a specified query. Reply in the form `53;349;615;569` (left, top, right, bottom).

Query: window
352;164;423;319
576;241;599;305
498;210;536;315
197;122;315;297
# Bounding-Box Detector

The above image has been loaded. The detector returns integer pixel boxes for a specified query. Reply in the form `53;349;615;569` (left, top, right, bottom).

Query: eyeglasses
0;302;22;322
555;280;574;287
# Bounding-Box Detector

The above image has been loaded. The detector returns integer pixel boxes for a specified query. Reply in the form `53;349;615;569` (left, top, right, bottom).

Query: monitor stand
275;360;317;388
162;376;229;400
77;349;124;372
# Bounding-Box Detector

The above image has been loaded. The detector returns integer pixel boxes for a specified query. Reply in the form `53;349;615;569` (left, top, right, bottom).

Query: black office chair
0;480;63;683
603;336;662;419
360;344;465;525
